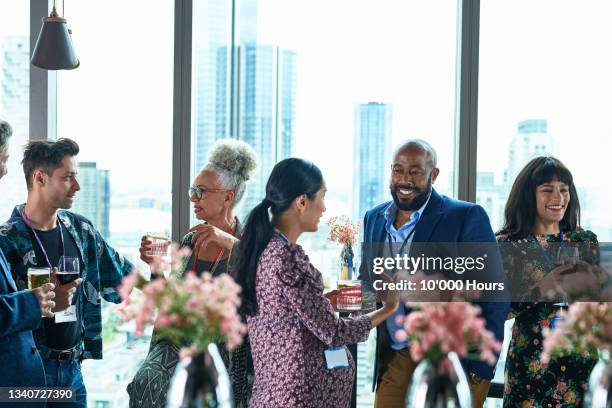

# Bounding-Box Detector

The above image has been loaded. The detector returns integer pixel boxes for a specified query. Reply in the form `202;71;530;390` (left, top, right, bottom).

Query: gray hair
394;139;437;167
203;139;258;207
0;120;12;153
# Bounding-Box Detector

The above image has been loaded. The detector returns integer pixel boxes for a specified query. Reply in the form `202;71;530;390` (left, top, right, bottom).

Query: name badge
550;304;567;330
324;347;349;369
55;305;77;323
550;314;565;330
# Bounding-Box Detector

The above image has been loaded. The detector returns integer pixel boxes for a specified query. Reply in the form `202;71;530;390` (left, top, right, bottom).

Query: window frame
27;0;503;404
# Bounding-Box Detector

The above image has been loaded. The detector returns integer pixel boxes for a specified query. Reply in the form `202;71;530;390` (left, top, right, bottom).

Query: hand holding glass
146;232;170;256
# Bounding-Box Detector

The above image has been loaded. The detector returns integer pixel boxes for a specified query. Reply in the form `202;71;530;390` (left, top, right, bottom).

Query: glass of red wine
57;256;80;285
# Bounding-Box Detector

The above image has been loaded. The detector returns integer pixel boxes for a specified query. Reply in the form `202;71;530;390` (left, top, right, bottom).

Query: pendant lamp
31;0;79;70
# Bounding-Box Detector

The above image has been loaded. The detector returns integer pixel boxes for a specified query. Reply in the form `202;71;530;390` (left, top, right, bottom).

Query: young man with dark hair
0;137;132;407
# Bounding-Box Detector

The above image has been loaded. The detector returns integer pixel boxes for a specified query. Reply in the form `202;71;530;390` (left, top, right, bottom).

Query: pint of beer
27;267;51;289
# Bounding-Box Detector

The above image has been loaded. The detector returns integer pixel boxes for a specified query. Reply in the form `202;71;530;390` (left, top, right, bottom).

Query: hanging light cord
48;0;66;18
50;0;58;17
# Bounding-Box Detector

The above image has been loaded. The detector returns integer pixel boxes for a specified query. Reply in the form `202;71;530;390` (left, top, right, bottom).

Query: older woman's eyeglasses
188;186;232;200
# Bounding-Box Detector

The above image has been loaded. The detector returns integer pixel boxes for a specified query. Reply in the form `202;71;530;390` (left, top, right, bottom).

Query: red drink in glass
337;280;362;311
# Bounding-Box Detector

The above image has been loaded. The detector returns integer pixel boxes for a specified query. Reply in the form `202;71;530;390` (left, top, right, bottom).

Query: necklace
192;220;237;275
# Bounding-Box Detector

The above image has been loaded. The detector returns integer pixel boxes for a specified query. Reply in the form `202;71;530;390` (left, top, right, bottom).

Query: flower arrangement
396;302;501;366
327;215;360;282
116;243;246;356
326;215;359;245
541;302;612;364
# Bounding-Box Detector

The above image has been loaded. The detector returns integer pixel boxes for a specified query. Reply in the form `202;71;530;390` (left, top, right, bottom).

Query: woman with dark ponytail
234;158;399;408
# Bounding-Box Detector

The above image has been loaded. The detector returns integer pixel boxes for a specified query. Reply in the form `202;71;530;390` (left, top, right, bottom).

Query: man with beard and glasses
357;139;509;407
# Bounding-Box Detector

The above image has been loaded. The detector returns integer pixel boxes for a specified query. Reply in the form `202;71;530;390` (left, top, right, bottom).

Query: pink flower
116;245;246;356
401;302;501;365
118;268;138;301
326;215;359;245
541;302;611;364
395;330;408;342
556;382;568;394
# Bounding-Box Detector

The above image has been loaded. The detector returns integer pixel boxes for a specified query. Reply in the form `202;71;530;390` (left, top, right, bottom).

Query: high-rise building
192;0;234;173
238;0;258;44
191;0;297;223
353;102;392;221
237;43;297;220
475;171;505;231
505;119;554;189
72;162;111;240
0;36;28;221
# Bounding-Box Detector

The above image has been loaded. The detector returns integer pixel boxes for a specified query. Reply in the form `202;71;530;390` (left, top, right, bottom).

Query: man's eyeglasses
188;186;232;200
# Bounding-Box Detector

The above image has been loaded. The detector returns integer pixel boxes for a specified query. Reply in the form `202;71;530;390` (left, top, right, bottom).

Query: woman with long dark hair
234;158;399;408
497;156;601;407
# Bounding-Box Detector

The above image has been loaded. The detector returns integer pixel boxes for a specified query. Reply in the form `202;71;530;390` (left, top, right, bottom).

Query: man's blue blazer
0;248;46;392
358;188;509;388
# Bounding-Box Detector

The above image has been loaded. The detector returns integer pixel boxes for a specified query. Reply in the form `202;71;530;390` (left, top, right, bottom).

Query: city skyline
191;0;297;222
236;42;297;221
72;161;111;240
0;35;28;221
353;102;392;222
3;1;612;407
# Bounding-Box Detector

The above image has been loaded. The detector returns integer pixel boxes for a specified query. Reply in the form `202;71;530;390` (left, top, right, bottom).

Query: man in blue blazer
358;139;509;407
0;120;56;403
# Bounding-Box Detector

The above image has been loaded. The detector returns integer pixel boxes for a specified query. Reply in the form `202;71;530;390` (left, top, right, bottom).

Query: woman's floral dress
247;237;372;408
497;229;599;408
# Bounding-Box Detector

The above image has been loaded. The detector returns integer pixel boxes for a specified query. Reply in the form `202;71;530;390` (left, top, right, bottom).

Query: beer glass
27;267;51;290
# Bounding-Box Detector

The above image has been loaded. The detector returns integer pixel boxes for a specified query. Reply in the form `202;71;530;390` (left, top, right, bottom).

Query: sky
2;0;612;220
477;0;612;188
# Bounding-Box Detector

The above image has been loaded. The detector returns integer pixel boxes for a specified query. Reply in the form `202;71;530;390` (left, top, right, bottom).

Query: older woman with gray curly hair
128;139;258;408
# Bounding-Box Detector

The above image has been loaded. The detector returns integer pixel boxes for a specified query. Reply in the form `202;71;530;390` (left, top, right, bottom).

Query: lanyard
274;228;290;244
192;222;235;274
21;210;65;269
536;231;564;270
386;215;420;263
193;245;224;275
277;231;290;244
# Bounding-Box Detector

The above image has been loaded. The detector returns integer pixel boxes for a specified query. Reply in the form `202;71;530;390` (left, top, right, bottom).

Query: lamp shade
31;16;79;70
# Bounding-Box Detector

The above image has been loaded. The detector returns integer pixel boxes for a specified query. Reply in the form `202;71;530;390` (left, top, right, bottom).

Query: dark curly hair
502;156;580;238
22;138;80;189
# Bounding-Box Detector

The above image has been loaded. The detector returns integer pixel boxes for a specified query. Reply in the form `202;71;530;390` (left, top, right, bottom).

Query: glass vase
584;356;612;408
406;352;472;407
339;242;354;281
166;343;233;408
